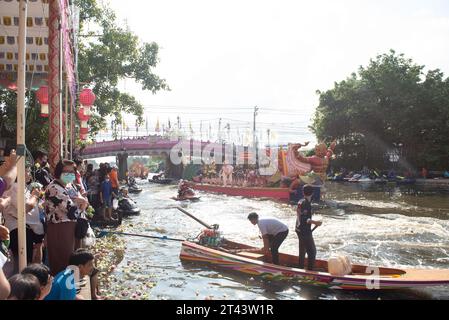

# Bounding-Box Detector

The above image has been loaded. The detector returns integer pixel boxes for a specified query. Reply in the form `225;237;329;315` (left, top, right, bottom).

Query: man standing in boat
247;213;289;265
296;185;322;270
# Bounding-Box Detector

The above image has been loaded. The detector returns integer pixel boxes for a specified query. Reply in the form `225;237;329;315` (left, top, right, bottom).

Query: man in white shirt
247;212;289;265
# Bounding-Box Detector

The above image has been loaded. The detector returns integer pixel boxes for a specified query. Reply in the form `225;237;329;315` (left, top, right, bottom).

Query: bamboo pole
16;0;28;272
70;88;74;160
59;18;64;158
64;81;68;159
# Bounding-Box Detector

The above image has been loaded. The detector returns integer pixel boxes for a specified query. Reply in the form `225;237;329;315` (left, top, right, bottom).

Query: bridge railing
82;137;246;157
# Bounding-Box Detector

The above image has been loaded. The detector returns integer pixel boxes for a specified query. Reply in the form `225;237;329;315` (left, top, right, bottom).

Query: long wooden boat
191;184;290;201
180;239;449;290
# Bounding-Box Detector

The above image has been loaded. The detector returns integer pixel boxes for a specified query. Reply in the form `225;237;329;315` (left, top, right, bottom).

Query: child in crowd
8;273;41;300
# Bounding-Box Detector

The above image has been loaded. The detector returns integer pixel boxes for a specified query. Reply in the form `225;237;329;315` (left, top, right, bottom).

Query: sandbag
328;255;352;276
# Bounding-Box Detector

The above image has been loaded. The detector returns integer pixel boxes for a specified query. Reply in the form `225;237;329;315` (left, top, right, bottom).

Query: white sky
103;0;449;145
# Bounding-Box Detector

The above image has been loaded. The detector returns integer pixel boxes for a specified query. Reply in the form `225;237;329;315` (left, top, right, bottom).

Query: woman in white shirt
0;166;45;270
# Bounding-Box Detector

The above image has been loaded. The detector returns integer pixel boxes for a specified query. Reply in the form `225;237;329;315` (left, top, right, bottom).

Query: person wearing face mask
32;150;53;188
44;160;88;276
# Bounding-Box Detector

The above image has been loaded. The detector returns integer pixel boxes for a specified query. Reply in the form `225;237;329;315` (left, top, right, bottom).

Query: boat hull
180;241;449;290
192;184;290;201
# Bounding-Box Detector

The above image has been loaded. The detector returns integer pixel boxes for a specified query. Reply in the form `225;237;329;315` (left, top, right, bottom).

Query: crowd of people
0;149;123;300
194;164;269;187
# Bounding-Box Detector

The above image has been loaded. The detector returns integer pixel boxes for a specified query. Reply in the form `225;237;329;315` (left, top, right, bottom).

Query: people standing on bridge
247;213;289;265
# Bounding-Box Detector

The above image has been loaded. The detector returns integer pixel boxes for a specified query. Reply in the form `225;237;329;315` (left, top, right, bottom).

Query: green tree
76;0;169;138
0;0;169;153
0;90;49;153
312;50;449;171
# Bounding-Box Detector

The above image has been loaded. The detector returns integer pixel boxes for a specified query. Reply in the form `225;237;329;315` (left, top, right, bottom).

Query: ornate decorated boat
180;239;449;290
191;184;291;201
190;141;336;202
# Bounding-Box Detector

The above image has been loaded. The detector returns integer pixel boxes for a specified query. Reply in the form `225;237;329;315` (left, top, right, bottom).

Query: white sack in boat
328;255;352;276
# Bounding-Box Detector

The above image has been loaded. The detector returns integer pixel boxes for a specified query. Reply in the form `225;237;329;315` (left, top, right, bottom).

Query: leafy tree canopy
312;50;449;171
0;0;169;152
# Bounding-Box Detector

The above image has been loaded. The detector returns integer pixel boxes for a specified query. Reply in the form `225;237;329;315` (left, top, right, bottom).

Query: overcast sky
104;0;449;145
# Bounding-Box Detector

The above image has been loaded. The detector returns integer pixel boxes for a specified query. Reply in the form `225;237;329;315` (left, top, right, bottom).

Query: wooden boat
180;239;449;290
191;184;290;201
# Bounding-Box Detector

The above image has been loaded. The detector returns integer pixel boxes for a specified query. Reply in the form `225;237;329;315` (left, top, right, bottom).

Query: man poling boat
247;213;289;265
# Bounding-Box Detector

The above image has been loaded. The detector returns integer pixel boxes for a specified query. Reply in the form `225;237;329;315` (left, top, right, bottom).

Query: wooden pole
48;0;62;169
16;0;28;272
64;81;69;159
70;90;74;160
176;207;213;230
59;18;64;158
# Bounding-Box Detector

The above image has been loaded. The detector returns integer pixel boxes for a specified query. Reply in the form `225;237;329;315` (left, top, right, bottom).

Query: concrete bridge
80;136;251;179
80;136;242;158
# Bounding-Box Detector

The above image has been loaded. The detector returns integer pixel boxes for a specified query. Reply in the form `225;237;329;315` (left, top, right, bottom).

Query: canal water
105;180;449;300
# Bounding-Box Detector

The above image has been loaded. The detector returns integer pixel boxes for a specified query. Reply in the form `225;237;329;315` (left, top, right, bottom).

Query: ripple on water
106;181;449;300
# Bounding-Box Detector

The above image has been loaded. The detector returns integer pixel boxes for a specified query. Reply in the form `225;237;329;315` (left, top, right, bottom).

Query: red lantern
79;88;96;116
80;127;89;134
77;107;90;129
80;133;88;141
36;86;49;118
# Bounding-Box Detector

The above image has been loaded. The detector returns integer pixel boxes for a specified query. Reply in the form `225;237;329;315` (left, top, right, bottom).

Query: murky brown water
106;180;449;300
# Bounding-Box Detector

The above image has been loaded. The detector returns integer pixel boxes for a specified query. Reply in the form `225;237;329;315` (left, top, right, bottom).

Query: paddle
176;206;217;230
95;229;185;242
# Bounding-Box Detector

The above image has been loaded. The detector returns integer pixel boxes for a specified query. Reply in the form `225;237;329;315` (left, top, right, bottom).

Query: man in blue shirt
45;249;95;300
100;174;115;221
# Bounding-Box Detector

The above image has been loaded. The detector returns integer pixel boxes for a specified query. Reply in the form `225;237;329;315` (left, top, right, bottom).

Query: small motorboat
374;178;387;184
115;197;141;216
348;174;362;182
128;183;143;194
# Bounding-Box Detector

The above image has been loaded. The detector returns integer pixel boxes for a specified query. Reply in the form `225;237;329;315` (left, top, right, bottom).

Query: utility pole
267;129;271;148
218;118;222;143
253;106;259;149
209;122;212;141
16;0;28;271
